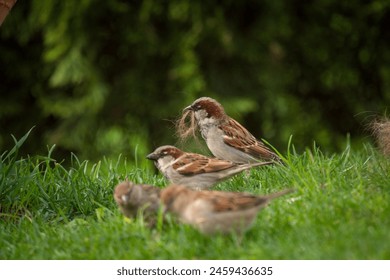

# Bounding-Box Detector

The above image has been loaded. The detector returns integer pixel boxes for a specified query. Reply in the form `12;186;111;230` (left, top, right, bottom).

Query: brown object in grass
371;117;390;156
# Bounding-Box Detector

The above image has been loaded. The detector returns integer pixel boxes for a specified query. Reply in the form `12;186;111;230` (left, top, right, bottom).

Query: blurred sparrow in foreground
146;145;274;190
160;184;294;235
113;181;161;222
178;97;282;164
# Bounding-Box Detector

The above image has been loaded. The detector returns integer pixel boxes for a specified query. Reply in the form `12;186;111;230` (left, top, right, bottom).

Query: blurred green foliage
1;0;389;162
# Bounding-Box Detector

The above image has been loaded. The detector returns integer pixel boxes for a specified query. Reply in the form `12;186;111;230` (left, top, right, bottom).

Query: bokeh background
1;0;389;165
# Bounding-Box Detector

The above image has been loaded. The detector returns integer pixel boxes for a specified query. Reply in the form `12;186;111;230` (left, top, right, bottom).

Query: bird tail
251;161;276;168
265;188;295;201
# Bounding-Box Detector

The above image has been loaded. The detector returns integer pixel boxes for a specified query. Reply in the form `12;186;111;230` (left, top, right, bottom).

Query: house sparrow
146;145;274;190
160;184;294;235
181;97;282;164
113;181;161;221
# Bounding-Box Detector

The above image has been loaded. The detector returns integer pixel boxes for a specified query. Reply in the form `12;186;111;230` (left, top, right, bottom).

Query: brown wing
198;191;268;212
142;184;161;197
173;153;237;176
221;118;279;161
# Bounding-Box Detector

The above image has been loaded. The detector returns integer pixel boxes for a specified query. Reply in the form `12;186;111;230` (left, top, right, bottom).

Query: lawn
1;132;389;259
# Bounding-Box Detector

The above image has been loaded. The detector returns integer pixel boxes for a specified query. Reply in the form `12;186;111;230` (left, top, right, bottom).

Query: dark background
1;0;389;164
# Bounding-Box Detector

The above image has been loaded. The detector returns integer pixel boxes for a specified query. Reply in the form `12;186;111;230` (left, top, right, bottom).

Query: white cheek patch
196;113;217;127
157;156;174;172
121;194;128;203
194;110;208;122
158;160;168;170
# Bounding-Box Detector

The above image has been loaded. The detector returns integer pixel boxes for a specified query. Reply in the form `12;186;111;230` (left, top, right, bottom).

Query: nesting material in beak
183;105;193;112
175;108;198;141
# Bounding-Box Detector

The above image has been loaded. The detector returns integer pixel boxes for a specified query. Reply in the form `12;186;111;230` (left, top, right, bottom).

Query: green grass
1;131;389;259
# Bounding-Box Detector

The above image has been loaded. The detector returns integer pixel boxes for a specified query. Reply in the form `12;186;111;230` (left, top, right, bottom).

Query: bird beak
146;153;159;160
182;105;193;112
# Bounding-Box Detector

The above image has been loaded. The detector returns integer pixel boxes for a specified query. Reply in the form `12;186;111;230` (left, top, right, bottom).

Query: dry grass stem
175;110;198;141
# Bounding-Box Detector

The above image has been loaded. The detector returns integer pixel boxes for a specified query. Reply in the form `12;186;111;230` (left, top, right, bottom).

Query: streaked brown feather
173;153;238;176
197;191;268;212
221;118;279;160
